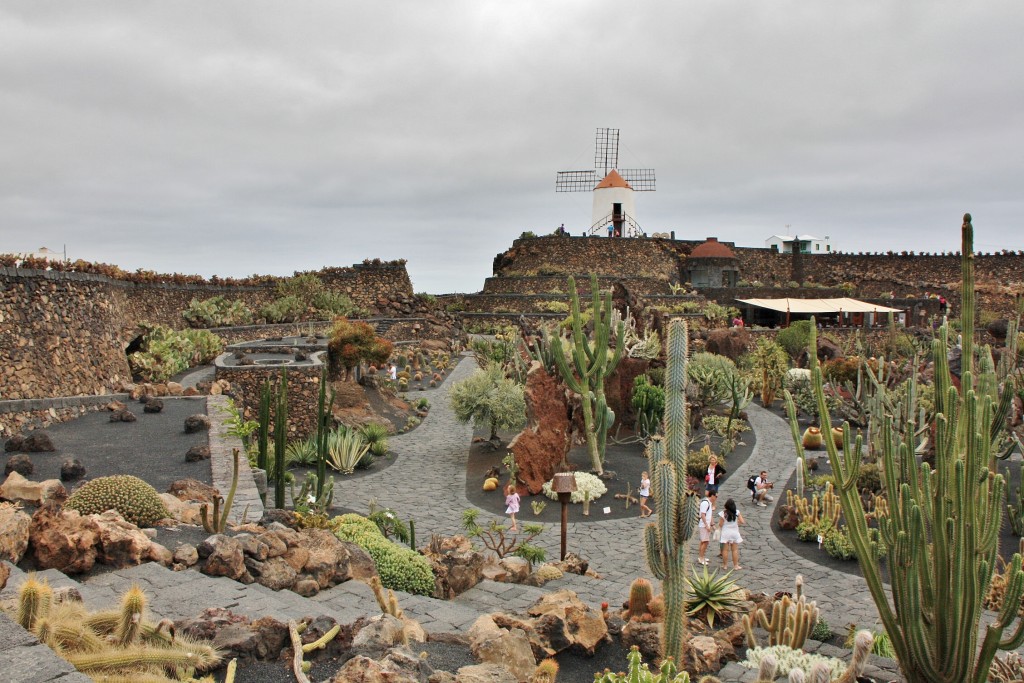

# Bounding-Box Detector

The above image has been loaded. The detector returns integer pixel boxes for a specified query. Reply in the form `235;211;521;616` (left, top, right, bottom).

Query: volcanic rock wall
0;261;417;435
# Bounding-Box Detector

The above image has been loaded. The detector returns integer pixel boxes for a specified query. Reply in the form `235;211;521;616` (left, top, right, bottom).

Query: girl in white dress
718;498;745;570
639;471;652;518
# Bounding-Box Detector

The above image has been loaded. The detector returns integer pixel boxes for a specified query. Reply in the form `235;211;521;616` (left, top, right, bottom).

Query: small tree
328;318;392;381
449;365;526;441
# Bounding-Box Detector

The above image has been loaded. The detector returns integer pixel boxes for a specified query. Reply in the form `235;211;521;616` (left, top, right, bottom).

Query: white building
592;170;636;237
765;234;832;254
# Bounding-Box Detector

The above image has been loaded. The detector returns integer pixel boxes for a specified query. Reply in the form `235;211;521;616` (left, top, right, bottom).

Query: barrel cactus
65;475;169;527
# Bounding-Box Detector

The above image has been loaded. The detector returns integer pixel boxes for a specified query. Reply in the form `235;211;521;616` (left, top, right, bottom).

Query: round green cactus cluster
65;475;169;527
333;513;434;596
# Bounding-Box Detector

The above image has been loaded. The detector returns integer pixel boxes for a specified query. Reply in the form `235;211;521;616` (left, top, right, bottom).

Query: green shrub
540;300;569;314
823;356;861;385
182;295;253;328
686;445;717;479
359;422;390;457
333;514;434;595
260;295;305;323
823;527;856;560
128;325;225;382
65;475;169;527
857;462;882;494
777;320;813;358
796;521;819;542
311;290;358;317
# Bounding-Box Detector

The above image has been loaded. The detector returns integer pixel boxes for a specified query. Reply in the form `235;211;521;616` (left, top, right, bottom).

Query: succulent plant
65;475;169;527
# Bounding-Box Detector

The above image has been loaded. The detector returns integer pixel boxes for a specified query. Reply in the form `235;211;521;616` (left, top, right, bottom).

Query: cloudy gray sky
2;2;1022;293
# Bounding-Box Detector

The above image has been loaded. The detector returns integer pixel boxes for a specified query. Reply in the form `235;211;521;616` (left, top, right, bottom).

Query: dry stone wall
215;360;324;442
0;261;417;433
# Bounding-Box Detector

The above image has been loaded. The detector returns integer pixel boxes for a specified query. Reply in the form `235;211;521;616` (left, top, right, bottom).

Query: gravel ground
4;396;212;493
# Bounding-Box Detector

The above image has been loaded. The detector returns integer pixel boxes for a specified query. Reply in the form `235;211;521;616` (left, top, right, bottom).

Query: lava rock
3;435;25;452
184;414;211;433
110;409;137;422
4;454;34;477
60;458;86;482
143;399;164;413
23;432;56;452
185;445;211;462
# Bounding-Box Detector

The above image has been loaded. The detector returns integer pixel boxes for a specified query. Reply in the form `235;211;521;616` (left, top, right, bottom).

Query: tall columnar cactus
315;366;334;500
786;215;1024;683
274;369;289;509
257;379;271;474
550;273;625;474
643;318;699;665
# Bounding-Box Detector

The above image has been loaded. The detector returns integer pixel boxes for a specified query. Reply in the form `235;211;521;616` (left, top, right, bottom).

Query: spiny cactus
624;577;654;620
549;273;625;474
6;578;220;681
201;448;240;533
744;575;819;651
785;215;1024;683
530;658;559;683
592;646;691;682
274;369;289;509
755;654;778;683
833;630;873;683
643;317;699;665
65;475;169;527
16;575;53;631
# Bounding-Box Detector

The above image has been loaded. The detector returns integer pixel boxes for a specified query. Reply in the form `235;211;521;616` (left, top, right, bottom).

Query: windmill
555;128;656;237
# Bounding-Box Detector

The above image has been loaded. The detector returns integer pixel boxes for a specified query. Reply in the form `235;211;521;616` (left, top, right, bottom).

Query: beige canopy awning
735;297;904;314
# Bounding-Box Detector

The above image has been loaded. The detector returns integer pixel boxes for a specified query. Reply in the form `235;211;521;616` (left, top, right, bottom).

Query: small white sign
603;506;612;514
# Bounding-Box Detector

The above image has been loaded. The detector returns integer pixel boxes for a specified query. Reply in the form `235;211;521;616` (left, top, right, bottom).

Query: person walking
388;364;397;381
504;484;520;531
719;498;745;570
639;471;653;518
697;490;717;565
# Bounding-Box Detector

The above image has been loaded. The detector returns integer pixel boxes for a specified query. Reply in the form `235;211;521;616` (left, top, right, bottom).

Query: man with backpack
749;470;774;507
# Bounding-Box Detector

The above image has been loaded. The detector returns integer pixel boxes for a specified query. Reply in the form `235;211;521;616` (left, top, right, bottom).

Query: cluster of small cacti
592;646;691;682
746;630;873;683
65;474;169;527
743;575;820;651
8;576;222;682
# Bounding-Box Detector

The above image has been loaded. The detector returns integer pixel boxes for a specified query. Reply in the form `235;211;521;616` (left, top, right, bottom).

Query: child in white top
718;498;745;570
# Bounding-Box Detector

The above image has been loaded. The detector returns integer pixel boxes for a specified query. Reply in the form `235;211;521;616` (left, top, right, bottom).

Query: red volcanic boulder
705;327;750;361
509;363;571;494
29;502;100;574
606;356;650;429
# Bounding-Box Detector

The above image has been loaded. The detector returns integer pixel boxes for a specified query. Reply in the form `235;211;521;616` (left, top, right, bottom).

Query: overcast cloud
1;2;1022;293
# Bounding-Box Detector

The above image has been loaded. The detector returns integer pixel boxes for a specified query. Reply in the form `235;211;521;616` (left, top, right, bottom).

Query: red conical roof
594;169;632;190
690;237;736;259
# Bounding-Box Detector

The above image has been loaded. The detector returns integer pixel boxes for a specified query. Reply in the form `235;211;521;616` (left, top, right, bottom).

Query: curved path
329;354;885;632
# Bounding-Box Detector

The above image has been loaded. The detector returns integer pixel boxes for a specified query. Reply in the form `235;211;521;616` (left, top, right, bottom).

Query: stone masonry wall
0;268;131;402
318;263;414;312
492;236;692;282
215;361;323;442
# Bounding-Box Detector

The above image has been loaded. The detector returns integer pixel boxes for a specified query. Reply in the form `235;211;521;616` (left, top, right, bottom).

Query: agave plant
325;427;370;474
359;422;390;457
685;565;745;627
286;436;318;466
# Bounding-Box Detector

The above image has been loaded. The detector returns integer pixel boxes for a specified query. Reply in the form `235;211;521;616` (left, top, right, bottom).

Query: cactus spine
786;215;1024;683
550;273;625;474
643;318;698;665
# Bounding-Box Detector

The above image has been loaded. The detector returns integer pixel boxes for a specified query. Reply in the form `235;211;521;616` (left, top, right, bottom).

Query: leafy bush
128;325;225;382
333;513;434;595
796;521;820;542
329;318;393;379
823;356;861;385
823;527;856;560
631;375;665;437
260;295;305;323
182;295;253;328
777;320;813;358
540;300;569;313
65;475;169;527
311;290;358;317
449;365;526;440
857;462;882;494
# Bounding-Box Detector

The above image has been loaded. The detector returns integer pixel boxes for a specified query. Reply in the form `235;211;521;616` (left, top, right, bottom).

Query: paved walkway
326;354;885;631
0;352;901;682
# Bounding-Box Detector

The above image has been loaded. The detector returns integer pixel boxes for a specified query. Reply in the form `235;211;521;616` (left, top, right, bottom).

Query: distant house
1;246;66;265
765;234;832;254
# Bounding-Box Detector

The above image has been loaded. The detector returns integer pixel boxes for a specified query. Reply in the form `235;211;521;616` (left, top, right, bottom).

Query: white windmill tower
555;128;656;237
